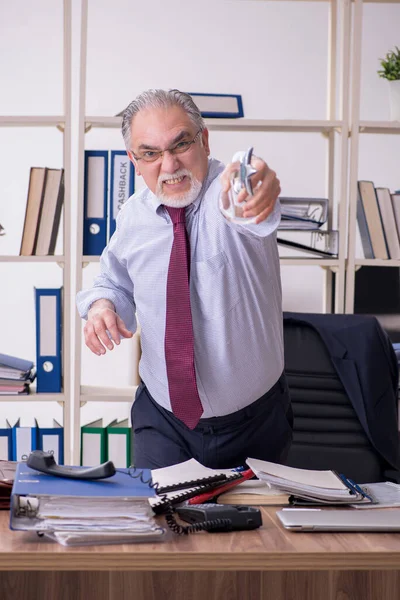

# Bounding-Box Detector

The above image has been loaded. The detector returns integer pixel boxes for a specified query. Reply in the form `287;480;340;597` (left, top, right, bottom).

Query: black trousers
131;372;293;470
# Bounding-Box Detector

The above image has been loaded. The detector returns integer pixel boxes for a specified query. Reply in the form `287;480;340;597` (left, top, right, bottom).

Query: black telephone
26;450;116;480
175;503;262;532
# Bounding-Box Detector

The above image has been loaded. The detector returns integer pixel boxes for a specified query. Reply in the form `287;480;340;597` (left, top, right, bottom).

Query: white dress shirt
77;157;284;417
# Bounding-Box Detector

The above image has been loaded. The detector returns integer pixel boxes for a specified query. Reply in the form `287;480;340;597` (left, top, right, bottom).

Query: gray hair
121;89;205;150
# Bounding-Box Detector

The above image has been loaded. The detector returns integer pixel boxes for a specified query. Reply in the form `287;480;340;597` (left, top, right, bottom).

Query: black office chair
283;314;400;483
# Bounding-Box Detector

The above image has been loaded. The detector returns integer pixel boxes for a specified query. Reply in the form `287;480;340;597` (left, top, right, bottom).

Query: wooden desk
1;508;400;600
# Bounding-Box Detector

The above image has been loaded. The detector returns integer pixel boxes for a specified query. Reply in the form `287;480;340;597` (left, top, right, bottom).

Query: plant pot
388;79;400;121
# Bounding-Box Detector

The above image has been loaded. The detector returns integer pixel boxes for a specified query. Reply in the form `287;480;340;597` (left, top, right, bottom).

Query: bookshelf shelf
0;394;66;403
280;258;339;267
0;256;66;263
82;255;340;266
85;116;343;134
354;259;400;267
80;386;137;404
82;256;100;263
206;119;343;134
0;116;65;127
359;121;400;134
82;256;340;268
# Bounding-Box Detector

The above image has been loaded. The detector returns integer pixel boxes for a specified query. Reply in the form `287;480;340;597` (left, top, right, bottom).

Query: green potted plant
378;46;400;121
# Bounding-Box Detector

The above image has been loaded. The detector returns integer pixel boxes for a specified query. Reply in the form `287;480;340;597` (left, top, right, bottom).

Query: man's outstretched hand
84;299;133;355
220;155;281;224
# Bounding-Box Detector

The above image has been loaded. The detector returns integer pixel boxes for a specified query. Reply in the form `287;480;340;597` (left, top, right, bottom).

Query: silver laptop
277;509;400;532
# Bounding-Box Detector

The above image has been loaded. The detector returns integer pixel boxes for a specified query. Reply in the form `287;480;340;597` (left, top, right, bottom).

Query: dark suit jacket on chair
283;312;400;481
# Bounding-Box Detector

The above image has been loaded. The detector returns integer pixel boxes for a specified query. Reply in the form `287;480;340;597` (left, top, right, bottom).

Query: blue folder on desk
10;463;155;531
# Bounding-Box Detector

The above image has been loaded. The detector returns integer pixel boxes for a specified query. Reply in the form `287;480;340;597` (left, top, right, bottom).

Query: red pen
188;469;255;504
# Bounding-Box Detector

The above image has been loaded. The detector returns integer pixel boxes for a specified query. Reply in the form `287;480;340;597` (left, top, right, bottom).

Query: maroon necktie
164;206;203;429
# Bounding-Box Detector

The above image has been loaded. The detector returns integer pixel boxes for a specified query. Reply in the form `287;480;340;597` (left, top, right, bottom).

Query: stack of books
0;353;35;396
357;182;400;260
278;197;338;257
20;167;64;256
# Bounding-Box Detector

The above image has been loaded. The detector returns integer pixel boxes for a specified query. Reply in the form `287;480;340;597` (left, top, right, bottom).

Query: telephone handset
26;450;116;480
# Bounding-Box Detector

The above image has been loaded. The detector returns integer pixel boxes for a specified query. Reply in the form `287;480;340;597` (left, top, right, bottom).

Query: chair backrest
283;320;386;482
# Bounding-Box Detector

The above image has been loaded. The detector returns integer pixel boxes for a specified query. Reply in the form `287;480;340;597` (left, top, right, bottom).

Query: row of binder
84;150;135;255
81;418;131;468
278;197;329;230
277;197;338;257
0;416;132;467
0;418;64;464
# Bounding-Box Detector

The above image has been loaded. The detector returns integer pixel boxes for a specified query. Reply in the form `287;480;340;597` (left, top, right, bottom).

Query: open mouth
162;175;187;187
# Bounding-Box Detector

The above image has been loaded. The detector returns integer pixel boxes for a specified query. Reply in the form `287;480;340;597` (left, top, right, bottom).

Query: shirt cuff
76;288;137;332
220;199;281;239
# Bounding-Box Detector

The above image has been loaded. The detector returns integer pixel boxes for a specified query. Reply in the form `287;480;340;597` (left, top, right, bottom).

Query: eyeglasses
131;129;202;163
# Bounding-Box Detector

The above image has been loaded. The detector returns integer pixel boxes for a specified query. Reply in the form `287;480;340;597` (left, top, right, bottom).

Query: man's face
128;105;210;207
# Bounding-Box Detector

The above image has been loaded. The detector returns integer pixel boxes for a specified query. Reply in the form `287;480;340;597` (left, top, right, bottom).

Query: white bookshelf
71;0;352;464
3;0;398;467
345;0;400;313
0;0;72;463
